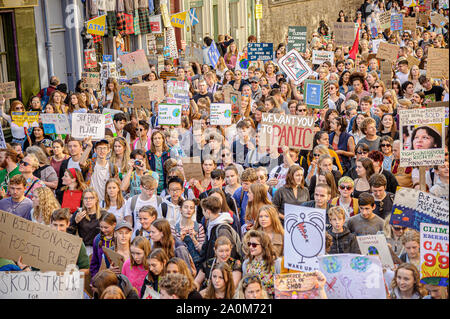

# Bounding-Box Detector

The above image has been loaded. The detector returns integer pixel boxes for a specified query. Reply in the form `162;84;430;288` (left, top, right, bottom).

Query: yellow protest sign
11;111;40;128
87;14;106;36
170;11;187;28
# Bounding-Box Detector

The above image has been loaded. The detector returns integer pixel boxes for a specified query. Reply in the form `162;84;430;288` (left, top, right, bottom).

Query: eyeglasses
169;188;182;193
339;185;353;190
357;151;368;155
298;109;307;112
313;153;321;157
247;242;261;248
19;160;31;167
373;85;380;88
135;128;144;132
380;144;391;147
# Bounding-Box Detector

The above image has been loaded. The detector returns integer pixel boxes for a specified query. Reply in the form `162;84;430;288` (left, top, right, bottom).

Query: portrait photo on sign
401;124;443;151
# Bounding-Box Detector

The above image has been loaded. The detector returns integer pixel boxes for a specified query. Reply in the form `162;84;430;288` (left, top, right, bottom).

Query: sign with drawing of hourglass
284;204;326;272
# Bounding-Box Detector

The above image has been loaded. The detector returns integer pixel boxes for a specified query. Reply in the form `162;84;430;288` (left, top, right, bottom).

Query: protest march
0;0;449;303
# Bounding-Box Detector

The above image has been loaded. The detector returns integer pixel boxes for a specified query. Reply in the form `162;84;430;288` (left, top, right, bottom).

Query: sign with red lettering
259;113;315;150
420;223;449;286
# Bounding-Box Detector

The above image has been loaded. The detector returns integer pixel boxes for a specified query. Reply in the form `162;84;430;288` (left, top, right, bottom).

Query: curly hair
243;230;276;271
33;186;61;225
159;273;191;299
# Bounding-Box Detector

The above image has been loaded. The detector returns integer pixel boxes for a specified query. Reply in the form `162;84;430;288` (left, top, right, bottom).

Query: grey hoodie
206;212;234;239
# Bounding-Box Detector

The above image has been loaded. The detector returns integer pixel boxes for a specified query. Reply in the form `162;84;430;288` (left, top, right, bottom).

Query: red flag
349;27;360;60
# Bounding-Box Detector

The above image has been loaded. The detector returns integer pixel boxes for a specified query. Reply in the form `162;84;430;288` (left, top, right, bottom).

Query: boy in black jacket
327;206;360;254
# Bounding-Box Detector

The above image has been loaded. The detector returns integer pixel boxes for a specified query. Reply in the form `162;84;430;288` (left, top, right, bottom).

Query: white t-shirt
67;158;81;171
124;195;161;237
106;205;126;222
91;162;110;202
395;71;409;85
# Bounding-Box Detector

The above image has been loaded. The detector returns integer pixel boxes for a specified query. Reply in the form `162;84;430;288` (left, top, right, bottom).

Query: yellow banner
255;4;263;19
170;11;187;28
87;15;106;36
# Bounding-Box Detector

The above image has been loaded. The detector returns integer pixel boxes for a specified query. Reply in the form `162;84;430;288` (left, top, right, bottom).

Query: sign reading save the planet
210;103;232;125
158;104;181;125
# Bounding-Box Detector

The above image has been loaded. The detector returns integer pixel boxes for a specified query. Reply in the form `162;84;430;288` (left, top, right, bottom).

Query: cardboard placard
319;254;386;299
356;234;395;269
431;13;448;27
426;48;449;79
0;271;84;299
181;157;203;181
419;223;449;286
0;81;16;99
102;247;125;271
304;79;327;109
403;17;417;32
287;26;307;53
312;50;334;65
158;104;181;125
131;83;153;108
259;113;315;149
80;72;100;90
223;86;241;115
380;60;392;89
11;111;40;128
390;187;449;230
418;12;429;27
40;113;71;135
277;49;313;85
376;42;400;61
210;103;232;125
71;113;105;140
274;273;320;299
147;79;165;103
283;204;326;272
390;14;403;31
378;10;392;30
333;22;358;47
0;210;83;272
185;44;203;64
406;55;420;67
120;49;151;80
248;43;274;61
399;107;445;167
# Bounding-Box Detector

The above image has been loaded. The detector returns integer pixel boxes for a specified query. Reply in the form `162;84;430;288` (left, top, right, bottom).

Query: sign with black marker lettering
71;113;105;140
0;210;83;272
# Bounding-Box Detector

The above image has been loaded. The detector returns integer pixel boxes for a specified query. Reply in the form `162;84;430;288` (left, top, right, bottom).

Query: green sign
287;26;307;53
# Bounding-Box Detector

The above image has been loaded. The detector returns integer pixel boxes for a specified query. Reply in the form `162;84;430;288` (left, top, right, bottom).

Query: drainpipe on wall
41;0;54;81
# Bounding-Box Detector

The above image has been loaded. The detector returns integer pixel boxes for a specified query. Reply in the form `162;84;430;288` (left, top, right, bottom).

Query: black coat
327;227;361;254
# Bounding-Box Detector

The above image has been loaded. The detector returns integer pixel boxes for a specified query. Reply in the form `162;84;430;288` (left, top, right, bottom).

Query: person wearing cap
248;76;262;103
81;137;119;202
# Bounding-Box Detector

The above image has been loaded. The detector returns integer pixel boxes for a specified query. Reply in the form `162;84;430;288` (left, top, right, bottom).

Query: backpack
130;195;166;228
215;223;243;260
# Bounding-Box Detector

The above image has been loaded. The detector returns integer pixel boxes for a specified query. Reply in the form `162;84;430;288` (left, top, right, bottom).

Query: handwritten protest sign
181;157;203;181
167;80;190;109
223;86;241;115
80;72;100;90
11;111;40;128
277;49;312;85
418;12;429;26
0;210;83;271
419;223;449;286
357;234;395;269
185;44;204;64
391;14;403;31
248;43;274;61
283;204;326;272
390;187;449;231
130;83;153;109
431;13;448;27
71;113;105;140
380;60;392;89
376;42;400;61
120;49;151;79
287;26;307;53
235;52;249;79
158;104;181;125
210;103;232;125
118;85;134;108
40;113;71;135
399;107;445;167
319;254;386;299
406;55;420;67
103;247;125;271
379;11;392;30
0;81;16;99
312;50;334;65
304;80;327;109
0;271;84;299
403;17;417;32
259;113;315;149
426;48;449;79
146;79;165;102
274;272;319;299
333;22;358;46
104;112;117;137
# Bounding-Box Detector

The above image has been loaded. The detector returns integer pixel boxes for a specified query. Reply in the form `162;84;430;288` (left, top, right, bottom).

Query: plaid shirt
138;8;151;34
124;13;134;35
133;9;141;35
106;11;118;37
116;12;126;34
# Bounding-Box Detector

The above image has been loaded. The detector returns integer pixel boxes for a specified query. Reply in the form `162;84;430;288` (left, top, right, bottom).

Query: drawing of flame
421;253;449;279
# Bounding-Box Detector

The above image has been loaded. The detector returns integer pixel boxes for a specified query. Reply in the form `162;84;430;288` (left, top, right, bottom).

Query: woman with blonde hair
110;137;131;179
252;205;284;257
25;145;58;190
243;183;272;233
165;257;202;298
400;229;421;270
31;186;61;225
224;42;238;70
215;56;229;80
18;153;46;200
100;285;126;299
264;61;278;86
200;262;235;299
371;80;386;107
389;263;426;299
47;90;65;113
0;99;28;146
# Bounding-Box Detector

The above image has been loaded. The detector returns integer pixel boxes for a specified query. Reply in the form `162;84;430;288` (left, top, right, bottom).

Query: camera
134;160;142;166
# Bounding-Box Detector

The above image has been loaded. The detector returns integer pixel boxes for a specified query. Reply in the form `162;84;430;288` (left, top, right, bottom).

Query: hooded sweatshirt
206;212;234;240
327;226;361;254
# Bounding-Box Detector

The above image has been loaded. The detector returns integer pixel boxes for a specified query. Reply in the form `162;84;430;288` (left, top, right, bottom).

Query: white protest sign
319;254;387;299
104;112;117;136
284;204;326;272
371;39;385;54
399;107;445;167
0;271;84;299
167;80;190;110
357;234;395;269
158;104;181;125
71;113;105;140
210;103;232;125
312;50;334;65
277;49;312;85
40;113;71;135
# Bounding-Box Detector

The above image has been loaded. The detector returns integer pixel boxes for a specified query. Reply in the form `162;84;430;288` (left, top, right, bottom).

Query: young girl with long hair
141;248;169;299
224;42;238;70
243;183;272;233
147;130;171;195
252;205;284;258
50;140;69;179
102;178;126;221
66;93;87;113
103;78;121;110
110;137;131;179
165;257;202;299
389;263;426;299
200;262;236;299
90;212;117;281
31;186;61;225
57;168;87;213
122;235;151;297
47;90;66;113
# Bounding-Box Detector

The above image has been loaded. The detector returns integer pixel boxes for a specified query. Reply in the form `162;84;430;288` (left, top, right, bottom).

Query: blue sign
248;43;274;61
391;14;403;31
207;41;221;67
103;55;113;62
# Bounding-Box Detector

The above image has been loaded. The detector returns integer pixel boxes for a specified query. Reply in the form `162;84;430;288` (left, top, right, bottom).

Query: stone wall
260;0;365;45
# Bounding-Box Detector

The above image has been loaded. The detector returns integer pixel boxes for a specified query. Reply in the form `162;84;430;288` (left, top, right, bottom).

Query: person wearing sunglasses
132;120;151;152
18;153;46;201
242;230;281;299
330;176;359;219
378;136;394;172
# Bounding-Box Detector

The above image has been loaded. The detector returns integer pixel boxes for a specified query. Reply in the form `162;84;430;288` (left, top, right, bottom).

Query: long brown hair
105;78;121;110
243;230;276;271
390;263;426;297
110;137;131;174
318;171;338;198
285;165;305;189
165;257;196;290
252;205;284;237
150;130;169;153
130;236;151;269
98;212;117;248
62;168;87;191
203;262;235;299
104;178;125;210
245;183;272;223
67;93;87;113
151;218;175;259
